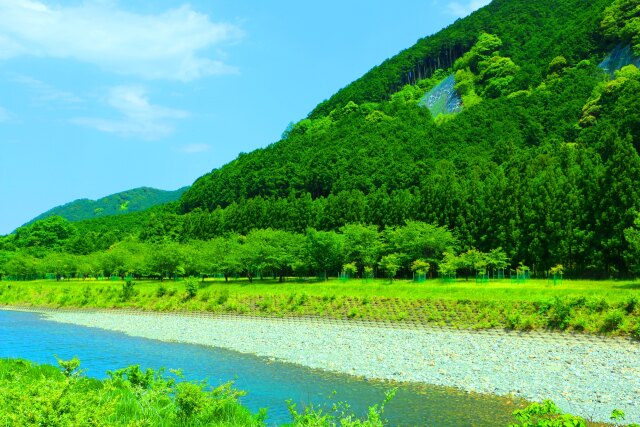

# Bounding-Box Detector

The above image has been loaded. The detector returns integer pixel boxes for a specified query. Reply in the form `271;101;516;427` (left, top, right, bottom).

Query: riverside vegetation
0;358;636;427
1;277;639;337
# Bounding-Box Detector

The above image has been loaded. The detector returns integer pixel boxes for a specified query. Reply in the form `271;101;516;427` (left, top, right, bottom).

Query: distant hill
25;187;189;225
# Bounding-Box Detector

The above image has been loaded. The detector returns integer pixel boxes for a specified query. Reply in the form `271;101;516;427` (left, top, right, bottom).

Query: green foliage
184;277;198;300
1;277;638;335
13;216;77;253
156;283;167;298
453;33;520;100
56;356;82;378
285;388;396;427
410;259;430;274
540;297;572;330
120;279;137;302
340;224;383;274
601;0;640;54
342;262;358;277
601;309;625;331
548;56;569;76
308;0;610;117
508;400;586;427
379;254;401;281
0;358;263;426
550;264;564;276
454;32;503;73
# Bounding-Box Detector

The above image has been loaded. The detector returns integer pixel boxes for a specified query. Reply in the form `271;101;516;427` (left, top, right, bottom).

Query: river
0;309;519;426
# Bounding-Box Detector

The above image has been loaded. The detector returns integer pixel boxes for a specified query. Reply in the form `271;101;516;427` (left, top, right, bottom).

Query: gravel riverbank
20;309;640;423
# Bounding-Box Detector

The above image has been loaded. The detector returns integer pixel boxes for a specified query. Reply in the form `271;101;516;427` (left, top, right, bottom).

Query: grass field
1;277;639;336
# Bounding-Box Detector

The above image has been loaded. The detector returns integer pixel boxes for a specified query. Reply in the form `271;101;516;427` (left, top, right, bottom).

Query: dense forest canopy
2;0;640;279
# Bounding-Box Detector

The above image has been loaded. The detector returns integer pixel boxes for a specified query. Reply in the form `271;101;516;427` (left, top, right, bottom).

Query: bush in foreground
0;358;264;426
1;358;637;426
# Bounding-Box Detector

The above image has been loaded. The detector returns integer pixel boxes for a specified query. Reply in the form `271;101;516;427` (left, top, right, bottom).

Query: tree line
0;221;515;282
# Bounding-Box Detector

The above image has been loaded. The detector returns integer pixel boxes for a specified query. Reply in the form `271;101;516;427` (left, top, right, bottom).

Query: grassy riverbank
1;278;639;336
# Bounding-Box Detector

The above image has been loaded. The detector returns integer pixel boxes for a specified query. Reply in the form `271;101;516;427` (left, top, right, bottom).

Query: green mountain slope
26;187;189;226
3;0;640;277
308;0;612;118
173;0;640;275
179;0;613;212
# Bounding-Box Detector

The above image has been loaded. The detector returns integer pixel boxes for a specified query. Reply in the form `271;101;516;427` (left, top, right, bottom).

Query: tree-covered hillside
2;0;640;279
174;0;640;276
25;186;189;226
308;0;613;118
180;0;614;211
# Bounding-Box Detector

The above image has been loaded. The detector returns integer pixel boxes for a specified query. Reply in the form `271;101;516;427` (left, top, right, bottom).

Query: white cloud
448;0;491;17
72;85;189;140
180;144;210;154
13;75;82;104
0;106;8;122
0;0;243;81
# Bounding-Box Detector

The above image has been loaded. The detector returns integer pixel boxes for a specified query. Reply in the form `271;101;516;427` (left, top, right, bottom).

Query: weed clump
119;279;137;302
601;309;625;332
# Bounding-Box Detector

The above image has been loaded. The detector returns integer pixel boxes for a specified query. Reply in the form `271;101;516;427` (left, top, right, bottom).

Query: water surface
0;309;518;426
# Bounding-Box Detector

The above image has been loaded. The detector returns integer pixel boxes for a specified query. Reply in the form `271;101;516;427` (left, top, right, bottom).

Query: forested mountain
180;0;614;211
25;187;189;226
2;0;640;279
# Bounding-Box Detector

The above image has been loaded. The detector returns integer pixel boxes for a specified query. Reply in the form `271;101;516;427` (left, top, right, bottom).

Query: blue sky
0;0;490;234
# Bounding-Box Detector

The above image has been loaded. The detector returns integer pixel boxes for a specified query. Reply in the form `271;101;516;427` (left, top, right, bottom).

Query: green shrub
506;312;521;330
119;279;137;302
176;382;206;420
258;299;272;312
156;283;167;298
568;296;587;308
509;400;586;427
546;298;572;330
217;288;230;305
587;297;609;313
81;286;92;305
517;316;535;331
347;307;360;318
286;388;395;427
297;293;308;307
601;309;625;332
184;278;198;300
624;296;638;314
632;323;640;340
570;316;588;332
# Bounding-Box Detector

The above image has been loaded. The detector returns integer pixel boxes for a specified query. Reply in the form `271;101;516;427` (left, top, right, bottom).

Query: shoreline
4;306;640;423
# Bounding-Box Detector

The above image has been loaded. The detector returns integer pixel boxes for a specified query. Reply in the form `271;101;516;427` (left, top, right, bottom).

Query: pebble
33;309;640;424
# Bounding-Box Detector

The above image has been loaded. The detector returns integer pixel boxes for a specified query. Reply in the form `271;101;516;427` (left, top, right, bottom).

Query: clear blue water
0;309;517;426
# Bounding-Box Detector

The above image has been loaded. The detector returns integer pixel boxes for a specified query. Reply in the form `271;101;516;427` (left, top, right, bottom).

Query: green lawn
191;277;640;302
